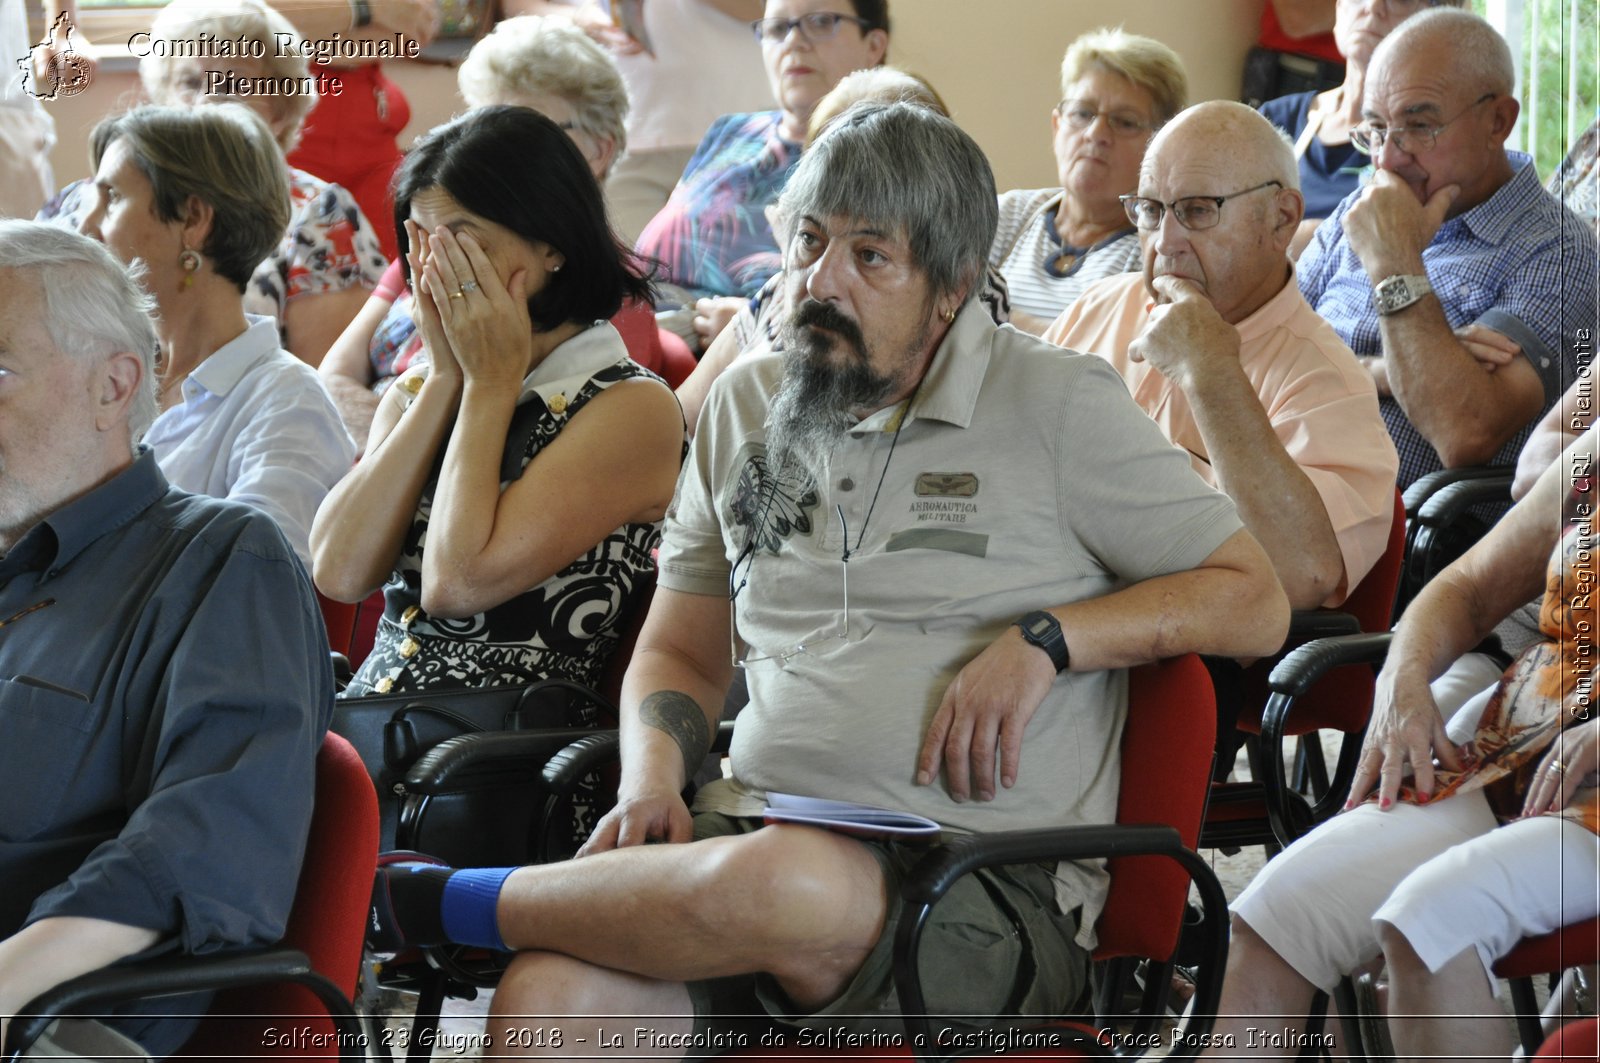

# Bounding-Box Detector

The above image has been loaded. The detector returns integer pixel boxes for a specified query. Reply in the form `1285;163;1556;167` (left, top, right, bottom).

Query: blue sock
440;867;517;951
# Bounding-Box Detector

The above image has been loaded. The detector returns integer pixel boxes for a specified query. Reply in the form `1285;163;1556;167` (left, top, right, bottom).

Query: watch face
1025;617;1052;638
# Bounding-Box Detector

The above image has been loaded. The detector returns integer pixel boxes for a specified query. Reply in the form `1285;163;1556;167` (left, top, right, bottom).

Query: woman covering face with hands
312;107;685;697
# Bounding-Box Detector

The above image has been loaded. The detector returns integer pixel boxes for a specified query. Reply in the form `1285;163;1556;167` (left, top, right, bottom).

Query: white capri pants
1234;679;1599;990
1233;787;1599;991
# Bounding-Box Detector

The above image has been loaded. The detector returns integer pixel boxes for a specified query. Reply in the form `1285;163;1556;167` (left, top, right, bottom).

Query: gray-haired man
372;103;1288;1054
0;221;332;1057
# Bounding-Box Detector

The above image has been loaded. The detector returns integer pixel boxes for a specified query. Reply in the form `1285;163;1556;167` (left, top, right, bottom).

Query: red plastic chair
1203;489;1406;851
655;328;698;389
317;590;359;659
4;733;380;1061
1537;1017;1599;1060
1496;917;1600;1053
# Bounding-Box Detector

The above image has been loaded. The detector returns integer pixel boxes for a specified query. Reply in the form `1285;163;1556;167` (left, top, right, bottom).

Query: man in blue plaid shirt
1297;8;1597;503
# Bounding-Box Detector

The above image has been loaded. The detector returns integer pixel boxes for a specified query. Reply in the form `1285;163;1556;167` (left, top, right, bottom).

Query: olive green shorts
684;812;1089;1045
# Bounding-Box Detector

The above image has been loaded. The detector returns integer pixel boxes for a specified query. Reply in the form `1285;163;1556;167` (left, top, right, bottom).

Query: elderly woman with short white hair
993;28;1186;335
39;0;387;368
457;14;631;181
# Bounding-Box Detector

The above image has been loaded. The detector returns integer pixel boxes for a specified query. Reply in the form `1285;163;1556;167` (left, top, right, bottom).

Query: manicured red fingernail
1416;792;1430;804
1380;797;1392;810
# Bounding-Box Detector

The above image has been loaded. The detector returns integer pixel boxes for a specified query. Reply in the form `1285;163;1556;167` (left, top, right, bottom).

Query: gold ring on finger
449;289;465;300
1551;758;1568;775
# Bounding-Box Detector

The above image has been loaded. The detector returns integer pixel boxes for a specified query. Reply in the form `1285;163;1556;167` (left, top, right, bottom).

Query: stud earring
179;248;202;291
942;306;956;324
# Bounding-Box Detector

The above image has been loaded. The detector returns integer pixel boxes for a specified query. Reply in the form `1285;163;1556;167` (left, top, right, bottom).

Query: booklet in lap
762;793;941;842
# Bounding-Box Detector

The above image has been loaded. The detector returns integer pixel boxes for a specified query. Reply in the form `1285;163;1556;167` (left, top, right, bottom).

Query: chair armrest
1415;474;1515;527
403;729;599;796
3;948;363;1062
893;825;1228;1062
1402;464;1516;517
1252;633;1394;845
1266;632;1395;699
541;721;737;797
1283;608;1362;648
542;730;622;795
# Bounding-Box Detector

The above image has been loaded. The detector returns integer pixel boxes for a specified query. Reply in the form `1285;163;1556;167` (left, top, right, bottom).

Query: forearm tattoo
638;690;712;783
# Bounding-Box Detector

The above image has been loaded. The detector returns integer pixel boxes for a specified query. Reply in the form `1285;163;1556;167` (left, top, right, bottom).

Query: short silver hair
140;0;316;152
1371;8;1516;98
458;16;630;160
778;101;997;306
0;221;160;443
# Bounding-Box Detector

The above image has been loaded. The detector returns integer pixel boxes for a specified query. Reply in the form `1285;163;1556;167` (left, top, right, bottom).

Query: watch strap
1014;610;1070;674
1374;273;1433;316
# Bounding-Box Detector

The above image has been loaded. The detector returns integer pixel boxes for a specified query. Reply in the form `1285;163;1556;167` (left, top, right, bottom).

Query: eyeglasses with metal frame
1349;93;1498;156
750;11;870;44
728;506;851;668
1056;100;1153;139
1119;180;1284;232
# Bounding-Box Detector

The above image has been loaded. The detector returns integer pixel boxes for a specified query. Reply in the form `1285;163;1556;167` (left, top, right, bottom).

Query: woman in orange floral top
1202;422;1600;1062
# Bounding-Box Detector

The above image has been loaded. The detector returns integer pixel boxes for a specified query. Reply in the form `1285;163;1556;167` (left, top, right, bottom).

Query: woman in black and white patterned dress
312;107;685;697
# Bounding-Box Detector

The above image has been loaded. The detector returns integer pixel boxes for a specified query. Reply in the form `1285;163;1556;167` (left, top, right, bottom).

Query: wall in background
45;0;1259;205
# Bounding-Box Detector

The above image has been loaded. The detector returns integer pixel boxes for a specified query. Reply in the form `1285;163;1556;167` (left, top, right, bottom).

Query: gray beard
765;329;897;494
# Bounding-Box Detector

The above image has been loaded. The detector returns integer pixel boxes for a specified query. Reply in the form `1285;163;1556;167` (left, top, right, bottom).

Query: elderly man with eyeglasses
1046;100;1397;618
1297;7;1596;510
368;102;1290;1057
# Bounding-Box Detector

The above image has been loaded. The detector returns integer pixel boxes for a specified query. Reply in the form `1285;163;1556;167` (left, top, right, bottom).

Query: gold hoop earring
179;248;202;291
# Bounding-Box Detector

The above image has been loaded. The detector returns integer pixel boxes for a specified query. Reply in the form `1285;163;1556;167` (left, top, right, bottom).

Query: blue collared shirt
0;451;334;1051
1298;151;1599;488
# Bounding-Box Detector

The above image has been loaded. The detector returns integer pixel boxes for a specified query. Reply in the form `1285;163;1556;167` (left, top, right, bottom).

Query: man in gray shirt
371;103;1288;1055
0;221;333;1057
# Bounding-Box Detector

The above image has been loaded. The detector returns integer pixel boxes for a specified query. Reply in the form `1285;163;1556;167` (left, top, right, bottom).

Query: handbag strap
1293;89;1341;161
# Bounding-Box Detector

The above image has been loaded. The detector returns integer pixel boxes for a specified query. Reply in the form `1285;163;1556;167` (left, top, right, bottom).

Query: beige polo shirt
658;301;1242;942
1045;271;1398;606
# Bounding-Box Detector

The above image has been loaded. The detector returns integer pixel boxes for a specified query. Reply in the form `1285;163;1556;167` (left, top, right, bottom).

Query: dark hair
849;0;890;34
89;104;290;293
392;106;651;331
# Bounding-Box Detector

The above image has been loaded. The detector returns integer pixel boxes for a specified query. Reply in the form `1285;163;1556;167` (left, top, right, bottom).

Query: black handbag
332;678;615;848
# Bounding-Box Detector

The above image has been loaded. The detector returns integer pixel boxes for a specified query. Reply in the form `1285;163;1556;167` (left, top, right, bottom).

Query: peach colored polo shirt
1043;271;1398;606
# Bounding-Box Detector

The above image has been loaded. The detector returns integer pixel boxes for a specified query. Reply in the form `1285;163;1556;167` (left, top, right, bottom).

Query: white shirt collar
516;322;628;411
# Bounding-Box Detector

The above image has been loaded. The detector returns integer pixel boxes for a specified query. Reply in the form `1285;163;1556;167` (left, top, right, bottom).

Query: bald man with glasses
1046;100;1398;616
1296;7;1597;511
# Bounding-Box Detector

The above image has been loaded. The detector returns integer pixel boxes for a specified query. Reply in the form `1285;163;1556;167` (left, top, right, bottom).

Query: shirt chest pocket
0;677;102;843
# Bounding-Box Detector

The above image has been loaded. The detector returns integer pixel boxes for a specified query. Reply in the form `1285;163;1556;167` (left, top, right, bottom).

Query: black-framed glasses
728;506;850;668
750;11;870;44
1350;93;1497;156
1120;180;1283;231
1056;100;1153;139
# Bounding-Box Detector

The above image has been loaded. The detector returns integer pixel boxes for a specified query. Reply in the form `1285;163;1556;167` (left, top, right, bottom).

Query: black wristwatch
1013;610;1070;673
